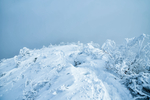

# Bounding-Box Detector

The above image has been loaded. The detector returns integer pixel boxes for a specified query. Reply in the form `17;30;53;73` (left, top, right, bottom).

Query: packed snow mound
0;34;149;100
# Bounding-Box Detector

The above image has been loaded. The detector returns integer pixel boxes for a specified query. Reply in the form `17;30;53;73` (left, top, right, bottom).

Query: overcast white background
0;0;150;60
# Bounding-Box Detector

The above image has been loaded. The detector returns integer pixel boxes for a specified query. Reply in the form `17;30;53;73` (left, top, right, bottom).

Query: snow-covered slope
0;34;150;100
0;43;132;100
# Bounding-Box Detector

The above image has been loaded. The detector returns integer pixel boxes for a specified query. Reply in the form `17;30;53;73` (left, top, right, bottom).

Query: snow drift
0;34;150;100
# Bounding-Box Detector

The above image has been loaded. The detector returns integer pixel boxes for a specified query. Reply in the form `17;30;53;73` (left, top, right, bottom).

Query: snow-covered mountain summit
0;34;150;100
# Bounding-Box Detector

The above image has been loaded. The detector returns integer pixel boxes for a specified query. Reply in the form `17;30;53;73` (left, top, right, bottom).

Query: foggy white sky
0;0;150;59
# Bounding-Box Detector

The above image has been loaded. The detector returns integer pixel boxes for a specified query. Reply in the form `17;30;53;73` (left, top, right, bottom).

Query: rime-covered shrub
19;47;31;57
79;42;104;59
102;34;150;99
123;73;150;99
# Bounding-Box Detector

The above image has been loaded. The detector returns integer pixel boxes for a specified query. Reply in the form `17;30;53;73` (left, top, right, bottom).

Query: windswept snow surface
0;42;133;100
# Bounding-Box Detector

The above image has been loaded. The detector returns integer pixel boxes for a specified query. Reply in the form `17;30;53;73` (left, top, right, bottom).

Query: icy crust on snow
0;42;133;100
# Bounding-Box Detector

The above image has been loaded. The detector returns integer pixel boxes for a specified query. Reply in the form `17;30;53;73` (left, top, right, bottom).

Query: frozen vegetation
0;34;150;100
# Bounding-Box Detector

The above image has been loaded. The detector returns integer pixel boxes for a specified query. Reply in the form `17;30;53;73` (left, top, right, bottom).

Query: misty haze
0;0;150;60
